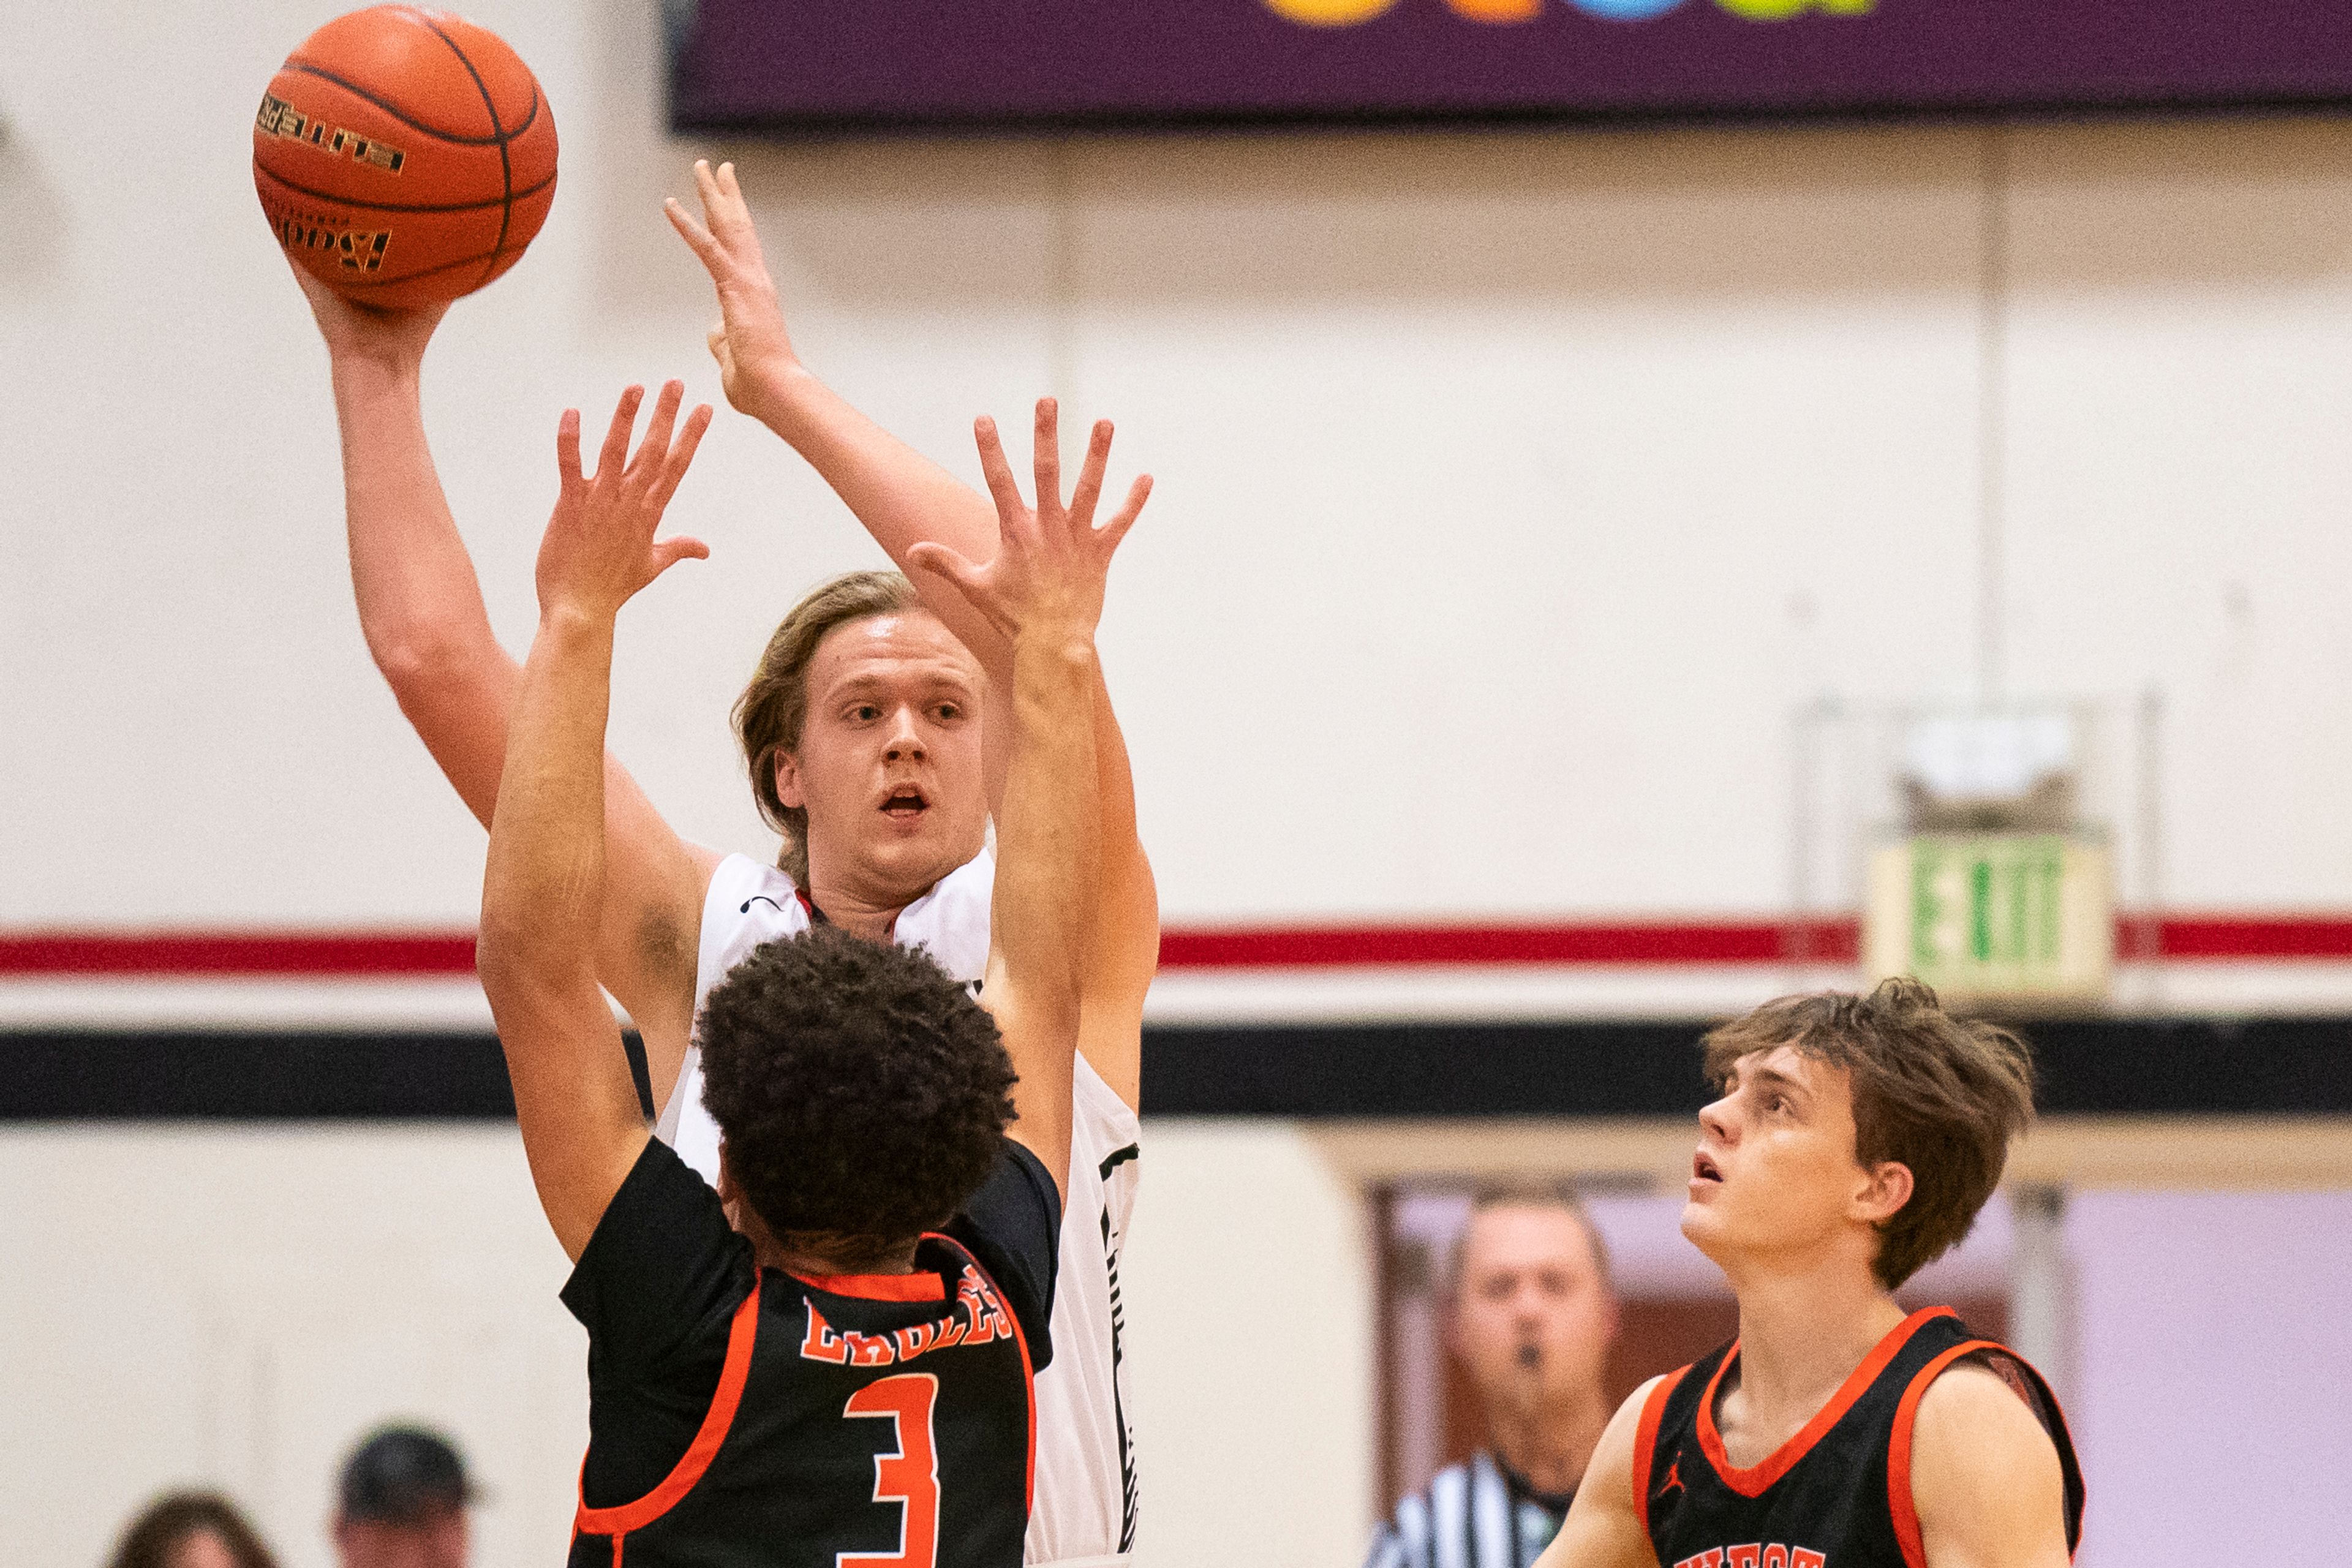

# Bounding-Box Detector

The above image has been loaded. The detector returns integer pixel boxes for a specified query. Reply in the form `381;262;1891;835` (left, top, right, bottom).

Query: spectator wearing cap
332;1424;475;1568
108;1491;279;1568
1366;1185;1622;1568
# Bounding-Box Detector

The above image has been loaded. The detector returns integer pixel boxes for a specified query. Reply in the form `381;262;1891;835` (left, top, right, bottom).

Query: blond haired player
1536;981;2083;1568
292;161;1153;1564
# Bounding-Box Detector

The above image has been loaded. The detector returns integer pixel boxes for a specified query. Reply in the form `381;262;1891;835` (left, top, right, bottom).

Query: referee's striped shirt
1363;1450;1571;1568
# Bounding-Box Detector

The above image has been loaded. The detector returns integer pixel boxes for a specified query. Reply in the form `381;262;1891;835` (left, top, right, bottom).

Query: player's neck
720;1165;922;1277
799;863;913;944
771;1238;922;1280
1727;1262;1908;1439
1485;1385;1613;1496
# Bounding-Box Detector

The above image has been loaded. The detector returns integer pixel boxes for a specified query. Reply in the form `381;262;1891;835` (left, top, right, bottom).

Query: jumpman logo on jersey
1659;1458;1686;1498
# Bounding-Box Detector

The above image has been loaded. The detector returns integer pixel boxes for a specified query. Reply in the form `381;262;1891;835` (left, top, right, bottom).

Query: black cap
336;1424;477;1526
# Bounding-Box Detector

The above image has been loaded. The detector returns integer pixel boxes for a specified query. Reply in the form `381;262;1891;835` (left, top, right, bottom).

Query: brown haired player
1534;979;2084;1568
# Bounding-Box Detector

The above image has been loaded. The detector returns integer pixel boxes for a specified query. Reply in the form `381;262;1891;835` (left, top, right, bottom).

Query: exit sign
1865;834;2113;1001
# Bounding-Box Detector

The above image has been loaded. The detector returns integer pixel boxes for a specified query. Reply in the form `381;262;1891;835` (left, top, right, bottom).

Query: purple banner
668;0;2352;135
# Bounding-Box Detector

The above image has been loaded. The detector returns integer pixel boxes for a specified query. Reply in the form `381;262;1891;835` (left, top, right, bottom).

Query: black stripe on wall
1;1017;2347;1121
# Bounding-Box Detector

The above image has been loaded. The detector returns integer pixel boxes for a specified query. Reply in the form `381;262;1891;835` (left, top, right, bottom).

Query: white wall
0;1126;584;1568
9;2;2352;939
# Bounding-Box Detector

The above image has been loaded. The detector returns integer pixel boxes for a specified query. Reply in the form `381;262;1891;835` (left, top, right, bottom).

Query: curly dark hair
699;925;1016;1267
108;1491;279;1568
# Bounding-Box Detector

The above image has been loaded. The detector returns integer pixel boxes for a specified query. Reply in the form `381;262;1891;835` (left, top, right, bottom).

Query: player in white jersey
293;164;1156;1564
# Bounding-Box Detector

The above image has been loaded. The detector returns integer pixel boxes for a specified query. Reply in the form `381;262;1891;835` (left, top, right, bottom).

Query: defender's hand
907;398;1151;647
287;255;449;371
664;159;797;418
535;380;714;625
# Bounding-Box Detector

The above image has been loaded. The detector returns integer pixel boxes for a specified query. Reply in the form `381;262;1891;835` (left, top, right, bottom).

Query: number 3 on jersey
839;1373;940;1568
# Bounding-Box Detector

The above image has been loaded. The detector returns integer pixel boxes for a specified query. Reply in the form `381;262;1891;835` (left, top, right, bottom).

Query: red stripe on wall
1157;917;1863;968
2155;916;2352;959
0;932;480;978
7;913;2352;977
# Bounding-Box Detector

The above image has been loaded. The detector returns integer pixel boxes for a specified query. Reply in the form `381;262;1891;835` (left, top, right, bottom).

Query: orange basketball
254;6;557;308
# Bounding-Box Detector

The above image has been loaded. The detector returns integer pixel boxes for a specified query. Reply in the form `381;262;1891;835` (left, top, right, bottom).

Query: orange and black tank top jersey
559;1137;1060;1568
1632;1308;2084;1568
570;1233;1038;1568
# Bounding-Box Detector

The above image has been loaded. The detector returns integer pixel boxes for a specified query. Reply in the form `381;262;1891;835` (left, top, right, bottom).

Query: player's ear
772;750;805;810
1852;1159;1913;1227
714;1144;737;1204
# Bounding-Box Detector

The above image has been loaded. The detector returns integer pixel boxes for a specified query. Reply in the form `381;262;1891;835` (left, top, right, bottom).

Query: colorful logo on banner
1267;0;1871;23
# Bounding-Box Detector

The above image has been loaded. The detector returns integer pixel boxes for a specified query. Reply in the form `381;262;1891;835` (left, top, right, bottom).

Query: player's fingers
973;416;1030;530
596;386;644;483
692;158;722;213
664;198;723;266
706;162;756;246
1068;418;1114;526
907;541;987;605
1096;474;1153;553
556;408;583;489
652;535;710;575
631;381;686;483
1031;398;1062;516
650;404;715;508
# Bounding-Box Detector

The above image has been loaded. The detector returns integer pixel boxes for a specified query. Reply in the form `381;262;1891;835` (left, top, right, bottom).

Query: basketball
253;6;557;309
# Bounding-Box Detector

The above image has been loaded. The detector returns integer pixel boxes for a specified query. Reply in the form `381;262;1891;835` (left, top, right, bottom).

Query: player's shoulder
1585;1373;1673;1506
704;851;794;913
1905;1354;2069;1553
1910;1355;2060;1459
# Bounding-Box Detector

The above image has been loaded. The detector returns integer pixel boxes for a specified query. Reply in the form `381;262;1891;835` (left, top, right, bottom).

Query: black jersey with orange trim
1632;1307;2084;1568
560;1138;1056;1568
568;1232;1038;1568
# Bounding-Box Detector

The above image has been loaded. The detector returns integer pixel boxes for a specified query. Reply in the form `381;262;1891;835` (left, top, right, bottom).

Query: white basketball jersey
659;851;1143;1566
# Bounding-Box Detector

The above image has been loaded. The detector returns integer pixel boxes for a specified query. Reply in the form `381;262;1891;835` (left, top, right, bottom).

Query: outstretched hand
664;159;796;417
536;380;714;624
908;399;1151;648
286;255;450;370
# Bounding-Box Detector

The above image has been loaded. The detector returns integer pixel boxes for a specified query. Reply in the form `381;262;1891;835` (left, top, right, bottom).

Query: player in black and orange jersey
1536;981;2084;1568
473;379;1148;1568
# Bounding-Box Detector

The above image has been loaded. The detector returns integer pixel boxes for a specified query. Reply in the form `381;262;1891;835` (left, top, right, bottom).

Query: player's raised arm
1531;1379;1668;1568
292;266;717;1107
902;400;1150;1196
668;165;1159;1107
477;382;712;1262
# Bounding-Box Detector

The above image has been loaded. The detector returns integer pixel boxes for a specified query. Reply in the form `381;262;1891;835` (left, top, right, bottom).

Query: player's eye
934;703;962;722
850;704;881;722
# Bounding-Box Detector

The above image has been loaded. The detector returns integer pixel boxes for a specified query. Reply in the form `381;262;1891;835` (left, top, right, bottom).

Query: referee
1366;1186;1620;1568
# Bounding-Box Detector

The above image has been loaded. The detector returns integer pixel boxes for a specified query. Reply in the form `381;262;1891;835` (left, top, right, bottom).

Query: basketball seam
330;244;529;290
254;164;557;216
412;11;519;294
276;62;542;146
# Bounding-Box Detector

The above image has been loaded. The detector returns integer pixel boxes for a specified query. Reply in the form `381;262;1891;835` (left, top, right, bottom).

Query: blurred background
6;0;2352;1563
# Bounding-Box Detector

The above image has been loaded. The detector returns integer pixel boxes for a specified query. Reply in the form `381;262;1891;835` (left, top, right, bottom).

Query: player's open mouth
1692;1150;1723;1183
881;786;929;819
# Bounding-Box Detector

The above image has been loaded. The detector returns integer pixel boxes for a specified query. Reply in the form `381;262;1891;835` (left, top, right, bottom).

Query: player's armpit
1906;1363;2071;1568
1534;1378;1666;1568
